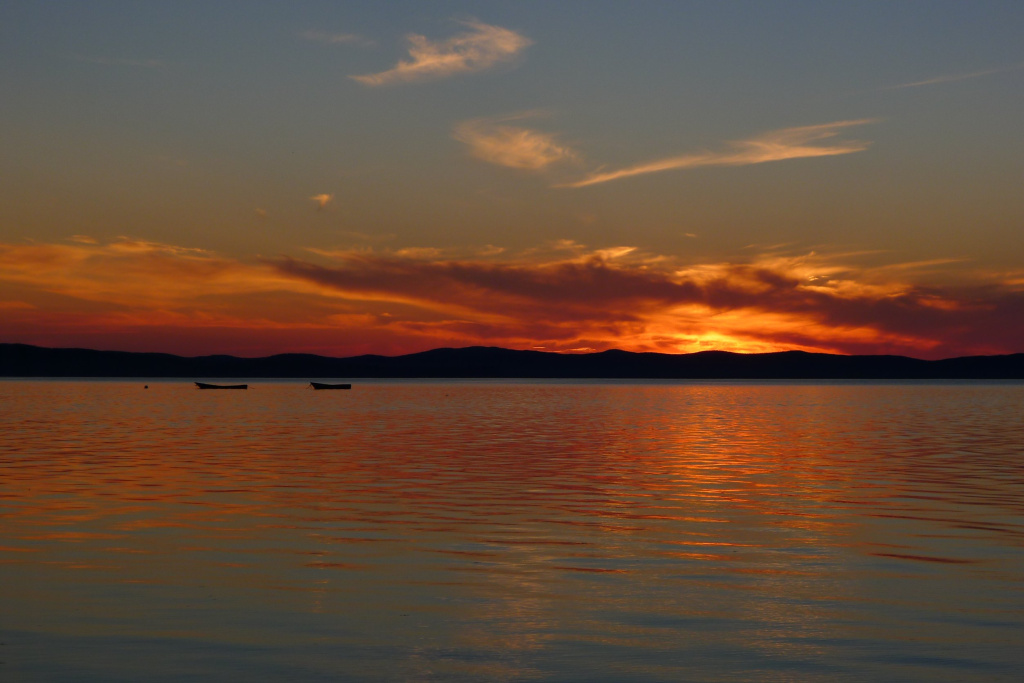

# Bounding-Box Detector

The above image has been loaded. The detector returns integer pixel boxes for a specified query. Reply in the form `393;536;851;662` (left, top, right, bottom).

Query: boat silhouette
195;382;248;390
309;382;351;390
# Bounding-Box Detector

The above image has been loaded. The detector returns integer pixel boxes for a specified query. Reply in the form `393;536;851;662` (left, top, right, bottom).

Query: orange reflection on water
2;380;1024;680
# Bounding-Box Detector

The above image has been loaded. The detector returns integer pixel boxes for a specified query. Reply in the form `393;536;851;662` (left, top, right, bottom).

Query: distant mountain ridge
2;343;1023;379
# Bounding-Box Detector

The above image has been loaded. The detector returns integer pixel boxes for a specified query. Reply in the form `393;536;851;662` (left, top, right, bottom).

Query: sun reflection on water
1;380;1023;680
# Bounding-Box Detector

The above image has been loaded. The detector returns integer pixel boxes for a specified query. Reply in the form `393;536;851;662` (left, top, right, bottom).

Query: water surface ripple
2;380;1023;681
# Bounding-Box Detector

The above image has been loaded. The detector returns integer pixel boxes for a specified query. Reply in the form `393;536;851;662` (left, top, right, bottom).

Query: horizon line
3;340;1023;363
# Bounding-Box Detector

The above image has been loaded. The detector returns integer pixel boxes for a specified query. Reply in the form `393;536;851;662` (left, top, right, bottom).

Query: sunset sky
2;1;1023;358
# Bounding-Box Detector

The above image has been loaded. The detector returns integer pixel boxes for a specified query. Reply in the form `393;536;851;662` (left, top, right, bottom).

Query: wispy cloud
351;20;531;86
884;62;1024;90
0;238;300;308
300;30;374;47
453;115;578;170
310;194;333;210
562;120;876;188
0;238;353;357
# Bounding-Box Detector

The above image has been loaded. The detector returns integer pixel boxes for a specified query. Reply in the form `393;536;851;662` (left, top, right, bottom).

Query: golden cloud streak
0;239;329;309
562;120;876;188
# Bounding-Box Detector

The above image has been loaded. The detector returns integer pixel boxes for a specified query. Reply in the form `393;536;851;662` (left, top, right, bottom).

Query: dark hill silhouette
2;342;1023;379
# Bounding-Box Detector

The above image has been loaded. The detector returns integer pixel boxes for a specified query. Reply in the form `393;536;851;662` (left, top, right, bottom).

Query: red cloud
2;238;1022;358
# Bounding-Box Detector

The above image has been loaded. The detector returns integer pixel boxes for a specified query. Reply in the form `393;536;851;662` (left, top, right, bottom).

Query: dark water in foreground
1;380;1022;682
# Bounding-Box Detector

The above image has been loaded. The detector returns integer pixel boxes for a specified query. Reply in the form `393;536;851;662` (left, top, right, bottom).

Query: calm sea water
1;380;1022;682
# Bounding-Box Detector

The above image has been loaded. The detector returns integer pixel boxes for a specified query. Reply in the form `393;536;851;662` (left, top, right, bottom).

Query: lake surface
1;380;1023;681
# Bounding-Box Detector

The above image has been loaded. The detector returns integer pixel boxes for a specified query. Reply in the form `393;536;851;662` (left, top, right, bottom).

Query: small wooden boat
309;382;351;390
195;382;248;390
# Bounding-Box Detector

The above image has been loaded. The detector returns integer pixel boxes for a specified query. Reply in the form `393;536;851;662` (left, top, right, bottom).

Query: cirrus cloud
884;62;1024;90
351;20;531;86
562;119;876;188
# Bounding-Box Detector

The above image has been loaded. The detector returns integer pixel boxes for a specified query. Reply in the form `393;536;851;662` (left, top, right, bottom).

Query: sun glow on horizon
1;237;1021;360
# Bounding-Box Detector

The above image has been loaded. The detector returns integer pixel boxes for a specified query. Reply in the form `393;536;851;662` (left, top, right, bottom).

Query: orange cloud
2;238;1023;359
454;115;578;170
266;247;1024;358
0;239;324;308
351;20;531;86
310;193;333;210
